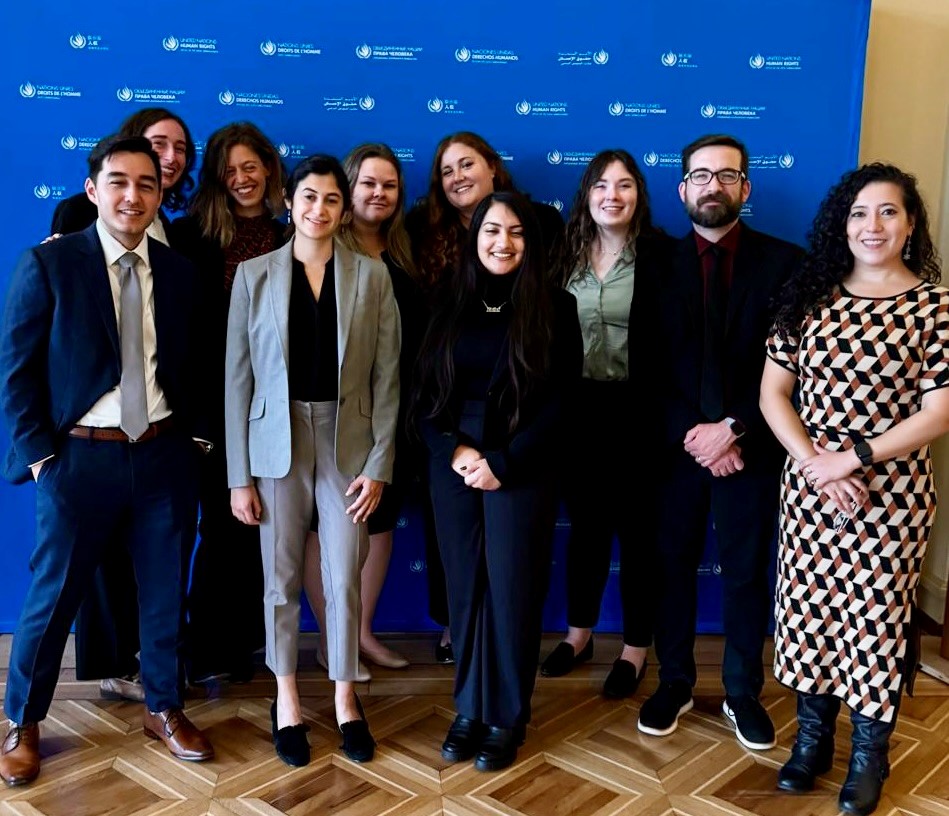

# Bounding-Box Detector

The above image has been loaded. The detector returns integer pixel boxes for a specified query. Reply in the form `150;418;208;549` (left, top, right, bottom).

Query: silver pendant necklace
482;299;507;313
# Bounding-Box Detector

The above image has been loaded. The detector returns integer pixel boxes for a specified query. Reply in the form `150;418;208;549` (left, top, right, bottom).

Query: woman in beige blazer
225;155;400;765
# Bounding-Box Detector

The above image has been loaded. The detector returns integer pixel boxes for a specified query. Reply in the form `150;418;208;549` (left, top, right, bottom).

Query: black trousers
428;402;556;727
564;379;655;646
653;446;779;696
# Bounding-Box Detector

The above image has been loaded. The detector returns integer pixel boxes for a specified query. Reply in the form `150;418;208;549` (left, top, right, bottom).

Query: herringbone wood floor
1;634;947;816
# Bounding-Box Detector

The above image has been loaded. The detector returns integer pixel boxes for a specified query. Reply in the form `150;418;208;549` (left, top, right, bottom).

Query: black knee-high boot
777;692;841;792
838;709;895;816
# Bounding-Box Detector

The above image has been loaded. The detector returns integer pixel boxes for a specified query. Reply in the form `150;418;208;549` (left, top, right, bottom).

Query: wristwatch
726;417;746;439
854;440;873;467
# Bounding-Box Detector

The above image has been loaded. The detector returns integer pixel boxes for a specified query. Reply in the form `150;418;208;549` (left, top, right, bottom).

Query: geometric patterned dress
767;281;949;722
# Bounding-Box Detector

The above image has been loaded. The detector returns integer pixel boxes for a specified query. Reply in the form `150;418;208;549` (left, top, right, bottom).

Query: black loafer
271;701;311;767
474;724;526;772
540;638;593;677
442;715;483;762
435;641;455;664
603;658;647;699
339;695;375;762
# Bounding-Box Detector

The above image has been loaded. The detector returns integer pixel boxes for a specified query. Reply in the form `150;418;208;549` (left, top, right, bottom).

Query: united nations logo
546;150;563;165
218;90;235;106
116;86;134;102
549;199;564;212
409;559;425;573
260;40;277;56
643;151;659;167
355;43;372;59
358;95;375;111
19;82;36;98
515;100;532;115
455;47;471;62
593;49;609;65
661;51;677;67
61;135;78;150
33;184;51;199
779;152;795;169
427;97;444;113
608;101;624;116
277;143;290;158
396;516;408;529
69;33;86;49
749;53;765;69
700;103;717;118
162;36;179;52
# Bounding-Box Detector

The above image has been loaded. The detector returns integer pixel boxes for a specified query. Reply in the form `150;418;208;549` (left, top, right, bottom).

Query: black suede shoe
339;695;375;763
441;715;483;762
474;724;525;772
539;638;593;677
603;658;647;699
271;701;311;767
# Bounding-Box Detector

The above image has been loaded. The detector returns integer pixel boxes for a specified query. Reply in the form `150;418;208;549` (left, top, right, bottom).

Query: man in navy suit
0;135;213;786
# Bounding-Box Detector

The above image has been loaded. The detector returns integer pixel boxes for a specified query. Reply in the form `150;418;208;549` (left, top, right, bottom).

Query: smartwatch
726;417;746;439
854;440;873;467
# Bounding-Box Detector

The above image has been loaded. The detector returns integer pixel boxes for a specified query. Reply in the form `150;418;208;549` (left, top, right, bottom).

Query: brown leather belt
68;415;175;443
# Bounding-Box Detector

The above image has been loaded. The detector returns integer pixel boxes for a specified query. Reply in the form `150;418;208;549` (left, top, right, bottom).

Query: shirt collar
95;218;151;270
694;220;742;257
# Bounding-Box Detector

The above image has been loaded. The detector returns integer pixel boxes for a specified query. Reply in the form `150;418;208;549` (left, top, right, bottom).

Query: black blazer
418;288;582;486
0;224;206;483
657;223;802;464
51;192;173;237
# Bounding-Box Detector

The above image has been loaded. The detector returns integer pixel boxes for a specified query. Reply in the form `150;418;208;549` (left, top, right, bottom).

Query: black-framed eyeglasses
683;168;746;186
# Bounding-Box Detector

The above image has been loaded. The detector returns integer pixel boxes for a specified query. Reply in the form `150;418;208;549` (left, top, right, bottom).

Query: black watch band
726;417;746;439
854;440;873;467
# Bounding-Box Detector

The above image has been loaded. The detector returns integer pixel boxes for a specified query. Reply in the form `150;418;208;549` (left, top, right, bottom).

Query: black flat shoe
339;694;375;762
603;658;647;699
474;724;526;772
540;638;593;677
435;641;455;664
441;715;483;762
271;701;311;767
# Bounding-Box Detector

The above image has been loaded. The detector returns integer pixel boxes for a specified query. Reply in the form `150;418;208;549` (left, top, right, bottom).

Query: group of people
0;107;945;816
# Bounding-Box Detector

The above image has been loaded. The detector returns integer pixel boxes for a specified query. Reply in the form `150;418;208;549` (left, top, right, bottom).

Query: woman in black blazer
168;121;287;685
540;150;671;698
412;191;582;772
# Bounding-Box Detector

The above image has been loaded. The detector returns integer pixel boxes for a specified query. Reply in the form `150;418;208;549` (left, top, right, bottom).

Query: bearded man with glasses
637;134;802;751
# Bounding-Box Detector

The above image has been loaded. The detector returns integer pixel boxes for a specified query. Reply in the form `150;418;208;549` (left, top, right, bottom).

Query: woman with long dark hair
226;155;400;767
760;163;949;816
412;191;581;772
169;122;286;683
540;150;670;697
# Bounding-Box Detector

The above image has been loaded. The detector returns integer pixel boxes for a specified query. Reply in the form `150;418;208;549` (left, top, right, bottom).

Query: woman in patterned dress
760;163;949;816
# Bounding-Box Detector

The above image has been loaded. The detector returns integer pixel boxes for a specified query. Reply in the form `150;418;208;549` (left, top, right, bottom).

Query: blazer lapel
334;240;359;370
675;235;703;330
726;223;756;333
77;225;120;359
268;240;294;368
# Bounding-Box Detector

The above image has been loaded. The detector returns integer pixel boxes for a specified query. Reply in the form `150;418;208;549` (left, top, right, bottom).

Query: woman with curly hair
760;163;949;816
539;150;671;698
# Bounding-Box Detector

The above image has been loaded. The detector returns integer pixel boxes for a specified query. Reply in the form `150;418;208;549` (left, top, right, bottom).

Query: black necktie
701;246;725;420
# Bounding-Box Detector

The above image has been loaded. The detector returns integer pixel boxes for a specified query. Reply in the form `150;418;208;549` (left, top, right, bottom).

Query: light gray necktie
118;251;149;440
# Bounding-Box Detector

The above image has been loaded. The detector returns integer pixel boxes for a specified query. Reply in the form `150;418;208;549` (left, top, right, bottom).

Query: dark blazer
51;192;173;237
418;288;582;486
657;222;802;464
0;223;206;483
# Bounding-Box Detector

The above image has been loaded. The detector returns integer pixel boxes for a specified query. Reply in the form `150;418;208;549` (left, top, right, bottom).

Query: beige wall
859;0;949;622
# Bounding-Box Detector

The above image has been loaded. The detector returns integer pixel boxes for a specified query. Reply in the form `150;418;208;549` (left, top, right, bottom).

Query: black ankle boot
777;693;840;792
838;710;894;816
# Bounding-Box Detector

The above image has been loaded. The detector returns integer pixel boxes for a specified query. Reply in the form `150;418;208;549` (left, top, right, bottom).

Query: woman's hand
231;485;262;525
451;444;482;477
800;442;859;491
346;475;383;523
464;458;501;491
820;475;869;518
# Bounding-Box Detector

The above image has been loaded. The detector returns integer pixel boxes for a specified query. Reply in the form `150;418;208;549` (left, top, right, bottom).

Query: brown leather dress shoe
100;674;146;703
143;708;214;761
0;723;40;786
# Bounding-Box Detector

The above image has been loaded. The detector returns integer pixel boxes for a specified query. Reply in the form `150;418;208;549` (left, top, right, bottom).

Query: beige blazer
224;238;401;486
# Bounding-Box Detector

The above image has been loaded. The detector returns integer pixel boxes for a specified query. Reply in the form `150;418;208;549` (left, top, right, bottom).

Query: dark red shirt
694;221;741;303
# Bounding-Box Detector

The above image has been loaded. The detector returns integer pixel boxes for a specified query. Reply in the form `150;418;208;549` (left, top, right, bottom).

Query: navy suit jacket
0;223;206;484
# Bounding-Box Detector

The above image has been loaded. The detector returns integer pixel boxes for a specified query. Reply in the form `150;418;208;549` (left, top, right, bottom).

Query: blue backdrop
0;0;871;632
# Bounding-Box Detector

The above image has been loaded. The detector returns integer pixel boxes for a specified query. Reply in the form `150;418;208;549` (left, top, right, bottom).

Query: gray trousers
257;400;367;680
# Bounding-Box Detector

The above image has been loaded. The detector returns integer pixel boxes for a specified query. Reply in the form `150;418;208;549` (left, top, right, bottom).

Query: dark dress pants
653;446;778;696
4;431;198;723
565;379;655;646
